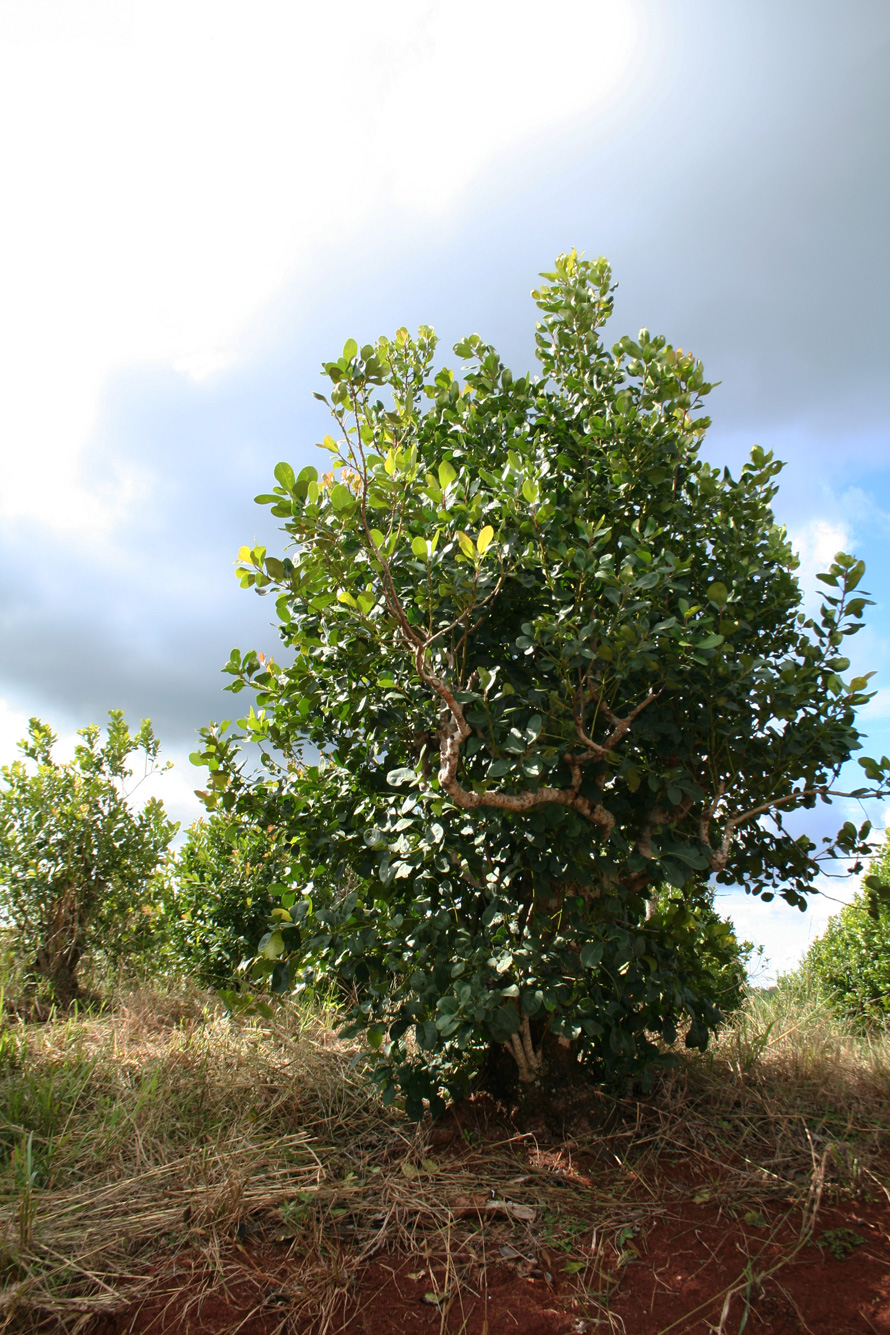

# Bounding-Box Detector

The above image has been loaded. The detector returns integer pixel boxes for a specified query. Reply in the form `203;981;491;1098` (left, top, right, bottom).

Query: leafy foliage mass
0;713;176;1004
803;834;890;1025
162;815;290;990
197;253;887;1115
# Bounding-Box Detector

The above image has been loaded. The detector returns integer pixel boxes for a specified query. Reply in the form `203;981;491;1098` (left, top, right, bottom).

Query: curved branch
574;687;660;759
700;784;888;872
436;701;615;835
346;465;620;835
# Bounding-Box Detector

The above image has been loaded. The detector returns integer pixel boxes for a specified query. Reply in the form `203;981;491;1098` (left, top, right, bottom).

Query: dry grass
0;976;888;1334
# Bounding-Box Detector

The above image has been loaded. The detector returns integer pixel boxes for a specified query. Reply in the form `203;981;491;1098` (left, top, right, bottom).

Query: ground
88;1095;890;1335
3;983;889;1335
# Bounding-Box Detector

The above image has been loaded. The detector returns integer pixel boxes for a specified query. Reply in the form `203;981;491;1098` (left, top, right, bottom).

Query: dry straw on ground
0;976;888;1333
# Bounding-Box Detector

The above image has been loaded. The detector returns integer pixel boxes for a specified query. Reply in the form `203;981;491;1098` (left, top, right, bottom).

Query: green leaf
273;461;296;491
411;536;429;560
580;943;602;969
258;930;284;959
386;766;416;787
487;1005;521;1043
343;338;358;359
522;477;539;503
438;460;457;489
270;959;291;994
707;581;728;608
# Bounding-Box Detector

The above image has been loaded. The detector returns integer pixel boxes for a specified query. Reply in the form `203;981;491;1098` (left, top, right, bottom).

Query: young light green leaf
456;531;476;559
258;930;284;959
438;459;457;489
477;525;495;554
273;461;296;491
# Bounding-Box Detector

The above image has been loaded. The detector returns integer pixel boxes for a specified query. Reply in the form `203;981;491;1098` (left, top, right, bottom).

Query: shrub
803;837;890;1025
196;252;887;1114
0;713;176;1004
163;815;289;989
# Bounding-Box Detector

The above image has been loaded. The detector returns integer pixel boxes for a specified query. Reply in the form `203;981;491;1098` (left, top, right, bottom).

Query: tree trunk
34;885;85;1007
33;946;83;1007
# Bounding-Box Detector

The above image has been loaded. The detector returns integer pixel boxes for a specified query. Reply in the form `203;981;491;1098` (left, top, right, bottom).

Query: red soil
85;1094;890;1335
93;1186;890;1335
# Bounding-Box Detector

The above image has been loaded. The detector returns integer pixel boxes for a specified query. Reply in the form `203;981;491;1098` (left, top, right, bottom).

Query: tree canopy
198;252;889;1113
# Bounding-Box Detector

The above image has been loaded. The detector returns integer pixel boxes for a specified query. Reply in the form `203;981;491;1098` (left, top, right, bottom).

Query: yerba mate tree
197;253;889;1116
0;713;176;1005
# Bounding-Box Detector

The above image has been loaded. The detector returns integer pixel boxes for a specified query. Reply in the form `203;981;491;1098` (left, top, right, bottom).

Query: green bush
803;838;890;1025
650;888;754;1018
162;815;292;989
0;713;176;1005
196;252;885;1114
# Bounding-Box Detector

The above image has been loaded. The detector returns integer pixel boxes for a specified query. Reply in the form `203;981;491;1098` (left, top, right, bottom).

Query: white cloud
787;516;852;611
0;0;651;538
719;876;859;985
0;700;32;766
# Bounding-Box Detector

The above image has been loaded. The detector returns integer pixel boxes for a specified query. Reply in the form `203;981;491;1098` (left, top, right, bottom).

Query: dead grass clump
0;981;396;1331
675;977;890;1180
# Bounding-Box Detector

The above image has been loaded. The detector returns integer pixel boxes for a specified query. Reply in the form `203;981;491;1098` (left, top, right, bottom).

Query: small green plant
0;713;177;1004
819;1227;864;1260
12;1131;38;1250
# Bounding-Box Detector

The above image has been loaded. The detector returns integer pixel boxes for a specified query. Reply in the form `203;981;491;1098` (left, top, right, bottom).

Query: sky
1;0;889;980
